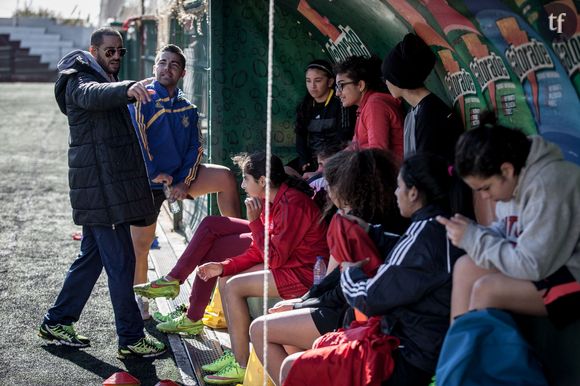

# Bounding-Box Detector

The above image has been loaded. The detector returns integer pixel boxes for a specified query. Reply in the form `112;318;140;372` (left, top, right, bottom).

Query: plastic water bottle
313;256;327;285
163;183;181;214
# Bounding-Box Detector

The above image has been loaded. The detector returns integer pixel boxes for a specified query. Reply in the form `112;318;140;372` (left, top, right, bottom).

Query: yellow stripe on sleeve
135;102;154;161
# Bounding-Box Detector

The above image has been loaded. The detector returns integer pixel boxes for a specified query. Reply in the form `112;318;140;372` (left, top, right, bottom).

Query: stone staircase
0;25;76;82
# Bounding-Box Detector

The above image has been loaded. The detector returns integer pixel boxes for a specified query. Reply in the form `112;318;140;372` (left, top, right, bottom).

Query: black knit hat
305;59;334;77
381;33;435;89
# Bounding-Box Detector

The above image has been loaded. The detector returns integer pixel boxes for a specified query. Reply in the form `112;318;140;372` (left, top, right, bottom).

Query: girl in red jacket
335;56;405;162
134;151;328;384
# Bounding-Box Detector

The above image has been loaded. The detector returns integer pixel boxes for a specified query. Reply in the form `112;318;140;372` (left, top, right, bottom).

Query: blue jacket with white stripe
341;204;464;373
129;80;203;189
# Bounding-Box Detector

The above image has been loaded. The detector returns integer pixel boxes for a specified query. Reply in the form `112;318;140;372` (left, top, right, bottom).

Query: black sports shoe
117;335;167;359
38;322;90;348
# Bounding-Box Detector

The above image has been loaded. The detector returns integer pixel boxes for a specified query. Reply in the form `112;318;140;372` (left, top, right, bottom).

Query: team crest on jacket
182;116;190;127
155;100;163;109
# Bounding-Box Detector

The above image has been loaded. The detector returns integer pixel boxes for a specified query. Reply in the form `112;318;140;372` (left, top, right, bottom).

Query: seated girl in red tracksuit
281;153;465;386
249;148;406;385
134;151;328;384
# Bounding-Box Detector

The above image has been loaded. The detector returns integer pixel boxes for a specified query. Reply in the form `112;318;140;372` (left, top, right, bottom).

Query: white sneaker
136;295;151;320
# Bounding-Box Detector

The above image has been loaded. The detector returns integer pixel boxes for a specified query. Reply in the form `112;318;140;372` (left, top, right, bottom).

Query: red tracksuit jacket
221;183;329;298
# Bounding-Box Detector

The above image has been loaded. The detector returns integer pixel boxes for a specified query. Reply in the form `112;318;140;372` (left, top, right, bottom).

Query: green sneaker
133;277;180;299
156;313;204;336
38;322;90;348
153;304;188;323
201;350;235;373
117;335;167;359
204;361;245;384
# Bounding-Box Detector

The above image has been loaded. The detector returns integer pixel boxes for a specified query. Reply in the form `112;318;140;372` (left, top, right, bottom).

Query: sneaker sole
201;356;235;373
152;313;185;323
117;347;167;359
152;307;187;323
134;285;179;300
156;326;204;336
134;290;179;300
38;330;90;348
203;375;245;385
201;364;232;373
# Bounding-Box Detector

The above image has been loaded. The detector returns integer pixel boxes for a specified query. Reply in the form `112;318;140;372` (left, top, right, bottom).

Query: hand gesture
171;182;189;200
268;298;300;314
436;214;472;247
197;262;224;281
127;82;151;103
152;173;173;185
244;197;263;222
139;77;155;87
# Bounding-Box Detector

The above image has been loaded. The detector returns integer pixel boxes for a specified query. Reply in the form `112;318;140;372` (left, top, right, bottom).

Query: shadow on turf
40;342;176;386
40;345;125;379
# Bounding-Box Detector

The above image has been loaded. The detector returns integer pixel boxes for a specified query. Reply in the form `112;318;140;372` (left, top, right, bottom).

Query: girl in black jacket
286;60;356;177
282;154;465;386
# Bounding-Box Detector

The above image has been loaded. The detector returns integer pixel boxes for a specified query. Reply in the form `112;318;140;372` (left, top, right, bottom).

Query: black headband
305;62;333;77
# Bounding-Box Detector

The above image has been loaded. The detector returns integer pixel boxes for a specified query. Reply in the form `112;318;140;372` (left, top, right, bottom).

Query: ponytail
233;151;314;197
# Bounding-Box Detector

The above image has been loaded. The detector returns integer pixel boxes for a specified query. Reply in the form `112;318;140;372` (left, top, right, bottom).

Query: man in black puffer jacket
38;27;166;359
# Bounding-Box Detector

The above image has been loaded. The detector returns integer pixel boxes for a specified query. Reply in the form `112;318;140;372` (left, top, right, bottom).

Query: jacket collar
57;49;111;83
271;182;290;207
152;80;184;101
410;204;447;222
356;89;376;114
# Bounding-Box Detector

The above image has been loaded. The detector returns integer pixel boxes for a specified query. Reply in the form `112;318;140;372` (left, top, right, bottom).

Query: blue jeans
44;223;144;346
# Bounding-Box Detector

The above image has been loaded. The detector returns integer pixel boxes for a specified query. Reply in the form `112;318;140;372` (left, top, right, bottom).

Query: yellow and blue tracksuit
129;80;203;189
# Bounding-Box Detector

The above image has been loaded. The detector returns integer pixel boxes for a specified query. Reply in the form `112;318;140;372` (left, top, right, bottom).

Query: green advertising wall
209;0;328;167
168;0;580;223
204;0;580;172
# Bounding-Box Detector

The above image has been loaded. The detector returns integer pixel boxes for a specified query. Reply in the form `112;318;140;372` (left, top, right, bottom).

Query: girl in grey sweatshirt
438;124;580;327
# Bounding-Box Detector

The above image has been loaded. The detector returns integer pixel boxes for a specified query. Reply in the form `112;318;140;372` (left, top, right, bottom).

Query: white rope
262;0;275;385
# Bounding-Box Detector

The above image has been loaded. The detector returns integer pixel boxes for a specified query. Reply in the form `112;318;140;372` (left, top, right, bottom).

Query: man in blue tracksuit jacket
132;81;203;190
128;44;240;319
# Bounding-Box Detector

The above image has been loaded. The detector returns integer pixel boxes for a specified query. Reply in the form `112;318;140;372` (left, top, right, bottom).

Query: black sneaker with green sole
38;322;90;348
117;335;167;359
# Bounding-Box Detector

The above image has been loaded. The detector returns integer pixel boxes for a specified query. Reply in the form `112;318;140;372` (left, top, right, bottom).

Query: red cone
155;381;179;386
103;371;141;385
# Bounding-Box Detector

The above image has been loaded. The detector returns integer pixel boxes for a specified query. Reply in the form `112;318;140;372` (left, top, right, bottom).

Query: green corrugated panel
124;21;142;80
142;19;158;79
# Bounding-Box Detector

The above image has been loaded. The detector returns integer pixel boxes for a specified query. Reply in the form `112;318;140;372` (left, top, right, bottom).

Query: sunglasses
98;47;127;58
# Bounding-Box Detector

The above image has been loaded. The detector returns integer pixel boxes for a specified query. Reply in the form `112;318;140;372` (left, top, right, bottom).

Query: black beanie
381;33;435;89
305;59;334;77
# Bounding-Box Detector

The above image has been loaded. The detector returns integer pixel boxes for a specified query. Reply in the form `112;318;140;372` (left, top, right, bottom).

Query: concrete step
0;26;46;35
23;40;74;49
0;32;57;81
0;26;76;70
7;33;62;42
28;50;72;68
28;47;73;56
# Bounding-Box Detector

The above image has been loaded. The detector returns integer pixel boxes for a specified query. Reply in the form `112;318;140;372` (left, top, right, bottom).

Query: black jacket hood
55;50;110;115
